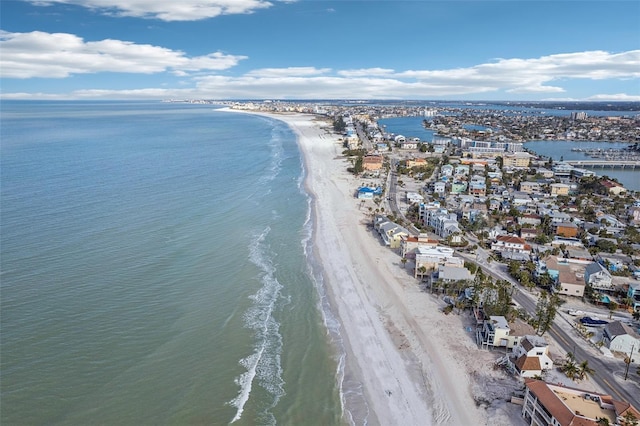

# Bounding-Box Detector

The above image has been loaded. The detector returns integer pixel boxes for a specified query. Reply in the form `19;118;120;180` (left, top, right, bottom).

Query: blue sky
1;0;639;101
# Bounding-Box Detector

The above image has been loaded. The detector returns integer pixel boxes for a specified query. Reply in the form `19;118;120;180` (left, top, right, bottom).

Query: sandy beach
223;109;524;425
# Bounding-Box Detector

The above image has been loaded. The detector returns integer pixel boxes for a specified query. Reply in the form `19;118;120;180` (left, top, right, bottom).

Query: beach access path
223;109;522;426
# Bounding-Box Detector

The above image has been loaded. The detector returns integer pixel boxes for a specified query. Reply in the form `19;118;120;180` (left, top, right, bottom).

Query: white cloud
585;93;640;101
397;50;640;94
337;68;395;77
25;0;275;21
245;67;331;77
0;30;247;78
2;39;638;100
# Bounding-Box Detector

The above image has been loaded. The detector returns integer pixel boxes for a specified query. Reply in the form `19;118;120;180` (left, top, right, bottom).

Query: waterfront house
602;321;640;356
398;139;418;150
522;379;640;426
357;186;383;199
414;246;455;278
601;179;627;196
552;162;573;178
511;336;554;378
400;234;438;260
477;316;534;350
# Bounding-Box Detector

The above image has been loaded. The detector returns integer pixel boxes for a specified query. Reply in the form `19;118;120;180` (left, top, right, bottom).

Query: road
455;250;640;406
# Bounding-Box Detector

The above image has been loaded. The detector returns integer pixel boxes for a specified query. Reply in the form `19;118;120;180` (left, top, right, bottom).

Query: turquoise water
378;116;437;142
1;102;342;425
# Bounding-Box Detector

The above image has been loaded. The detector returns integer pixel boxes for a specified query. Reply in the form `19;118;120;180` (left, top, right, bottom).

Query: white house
602;321;640;356
584;262;613;291
406;192;424;203
491;235;532;255
433;181;446;195
477;316;534;350
511;335;554;378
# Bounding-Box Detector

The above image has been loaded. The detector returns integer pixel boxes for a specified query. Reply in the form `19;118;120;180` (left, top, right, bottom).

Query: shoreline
219;108;522;425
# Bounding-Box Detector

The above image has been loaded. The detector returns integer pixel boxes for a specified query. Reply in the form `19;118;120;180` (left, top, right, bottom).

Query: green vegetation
332;116;346;133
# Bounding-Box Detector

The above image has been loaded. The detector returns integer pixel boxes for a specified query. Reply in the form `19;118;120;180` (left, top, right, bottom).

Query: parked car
580;316;608;326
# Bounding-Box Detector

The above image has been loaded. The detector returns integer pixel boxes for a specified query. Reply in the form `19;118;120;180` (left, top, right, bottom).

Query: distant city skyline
1;0;639;101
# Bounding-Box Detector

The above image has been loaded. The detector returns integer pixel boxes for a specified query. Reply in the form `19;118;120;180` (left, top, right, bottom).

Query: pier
564;160;640;169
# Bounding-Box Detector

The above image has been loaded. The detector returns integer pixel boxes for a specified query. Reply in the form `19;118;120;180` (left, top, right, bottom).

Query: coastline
219;108;521;425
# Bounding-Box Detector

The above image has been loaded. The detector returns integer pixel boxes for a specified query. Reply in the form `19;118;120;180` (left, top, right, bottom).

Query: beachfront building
356;186;383;199
414;246;455;278
601;179;627;196
511;336;553;378
400;234;438;261
602;321;640;356
374;216;410;249
477;316;534;350
521;379;640;426
552;162;573;178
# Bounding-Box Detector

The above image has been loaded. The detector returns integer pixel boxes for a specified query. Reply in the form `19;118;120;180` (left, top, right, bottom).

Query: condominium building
522;379;639;426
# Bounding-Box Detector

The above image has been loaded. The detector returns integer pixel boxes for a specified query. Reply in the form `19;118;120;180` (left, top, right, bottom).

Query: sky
1;0;639;101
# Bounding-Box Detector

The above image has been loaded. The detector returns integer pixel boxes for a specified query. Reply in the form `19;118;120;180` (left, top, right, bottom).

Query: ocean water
0;101;343;425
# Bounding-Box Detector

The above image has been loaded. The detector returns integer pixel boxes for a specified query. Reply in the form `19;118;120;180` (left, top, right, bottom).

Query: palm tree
577;360;595;381
596;417;610;426
562;361;578;380
417;265;427;280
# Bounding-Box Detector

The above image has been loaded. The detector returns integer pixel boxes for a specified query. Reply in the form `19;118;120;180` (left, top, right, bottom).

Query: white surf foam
228;226;285;424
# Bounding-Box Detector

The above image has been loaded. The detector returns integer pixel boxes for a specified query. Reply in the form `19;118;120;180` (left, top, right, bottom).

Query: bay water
378;115;639;191
0;102;343;425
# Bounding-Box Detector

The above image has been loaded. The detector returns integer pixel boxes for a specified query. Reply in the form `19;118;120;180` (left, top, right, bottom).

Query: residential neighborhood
328;103;640;422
